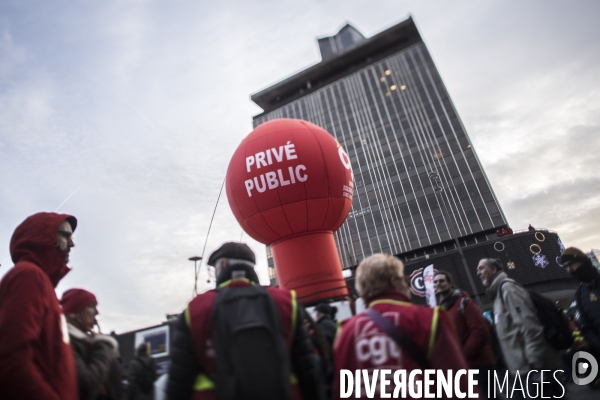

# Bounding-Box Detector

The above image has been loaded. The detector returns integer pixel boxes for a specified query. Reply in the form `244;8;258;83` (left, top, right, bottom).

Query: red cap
61;288;97;315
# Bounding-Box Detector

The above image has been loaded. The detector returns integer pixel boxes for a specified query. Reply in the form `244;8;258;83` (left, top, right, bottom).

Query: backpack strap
498;280;515;306
459;297;469;316
365;308;430;369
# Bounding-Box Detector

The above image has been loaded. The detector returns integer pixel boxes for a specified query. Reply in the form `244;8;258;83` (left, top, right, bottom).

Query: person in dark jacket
128;343;157;400
314;302;337;348
304;311;333;398
562;247;600;353
0;212;78;400
61;288;123;400
166;242;325;400
434;271;496;398
562;247;600;388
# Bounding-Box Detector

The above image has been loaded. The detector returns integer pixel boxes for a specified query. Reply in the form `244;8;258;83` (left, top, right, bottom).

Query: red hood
10;212;77;287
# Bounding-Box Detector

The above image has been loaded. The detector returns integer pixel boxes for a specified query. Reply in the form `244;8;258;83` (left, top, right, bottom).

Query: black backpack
211;284;292;400
500;281;573;350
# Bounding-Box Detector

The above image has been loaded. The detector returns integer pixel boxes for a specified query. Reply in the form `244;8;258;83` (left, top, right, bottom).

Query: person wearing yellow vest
332;254;472;399
166;242;325;400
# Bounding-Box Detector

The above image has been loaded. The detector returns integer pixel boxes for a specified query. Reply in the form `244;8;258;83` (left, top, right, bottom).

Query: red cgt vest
184;279;302;400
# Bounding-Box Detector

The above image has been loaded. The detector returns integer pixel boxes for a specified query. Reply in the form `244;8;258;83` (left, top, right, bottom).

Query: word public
244;142;307;197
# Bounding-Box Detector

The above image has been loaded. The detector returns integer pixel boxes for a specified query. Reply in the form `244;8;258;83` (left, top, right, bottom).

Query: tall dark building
251;17;508;280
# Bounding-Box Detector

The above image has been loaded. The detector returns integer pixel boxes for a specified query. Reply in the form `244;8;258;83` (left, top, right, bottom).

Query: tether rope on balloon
194;177;225;295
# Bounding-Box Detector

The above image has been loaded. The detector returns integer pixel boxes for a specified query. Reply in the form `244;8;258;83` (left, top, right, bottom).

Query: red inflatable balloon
226;118;354;302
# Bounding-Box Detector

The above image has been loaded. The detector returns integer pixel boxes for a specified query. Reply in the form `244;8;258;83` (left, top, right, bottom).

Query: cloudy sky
1;0;598;333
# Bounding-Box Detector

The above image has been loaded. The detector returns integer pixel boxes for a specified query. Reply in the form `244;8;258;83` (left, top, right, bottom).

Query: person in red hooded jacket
434;271;496;399
333;254;473;400
434;271;496;367
0;212;78;400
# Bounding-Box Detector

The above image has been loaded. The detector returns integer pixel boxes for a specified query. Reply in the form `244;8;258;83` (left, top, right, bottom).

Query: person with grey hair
166;242;324;400
332;254;472;399
476;258;560;393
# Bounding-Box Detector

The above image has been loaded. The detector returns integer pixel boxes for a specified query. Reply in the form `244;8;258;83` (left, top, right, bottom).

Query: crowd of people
0;211;599;400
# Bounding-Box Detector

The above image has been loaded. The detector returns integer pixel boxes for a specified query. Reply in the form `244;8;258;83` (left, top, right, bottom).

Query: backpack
459;297;507;369
211;284;292;400
500;281;573;350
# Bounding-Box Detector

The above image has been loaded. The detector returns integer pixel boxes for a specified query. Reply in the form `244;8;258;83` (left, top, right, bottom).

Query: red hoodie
0;212;78;400
441;290;496;368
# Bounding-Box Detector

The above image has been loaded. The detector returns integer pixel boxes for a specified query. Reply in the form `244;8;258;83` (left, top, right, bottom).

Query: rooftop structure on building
317;24;367;61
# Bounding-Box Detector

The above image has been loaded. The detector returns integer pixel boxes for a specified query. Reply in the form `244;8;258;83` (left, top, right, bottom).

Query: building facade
402;230;575;307
251;18;507;280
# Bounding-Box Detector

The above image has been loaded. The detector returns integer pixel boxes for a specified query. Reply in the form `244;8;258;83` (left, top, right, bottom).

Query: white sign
423;264;437;308
134;325;170;358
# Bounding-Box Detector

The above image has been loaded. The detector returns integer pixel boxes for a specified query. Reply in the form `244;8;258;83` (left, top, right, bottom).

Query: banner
134;325;169;358
423;264;437;307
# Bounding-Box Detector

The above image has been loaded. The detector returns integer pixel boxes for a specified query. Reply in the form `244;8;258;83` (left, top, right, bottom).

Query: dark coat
127;354;156;400
316;314;337;349
69;324;123;400
0;212;78;400
575;275;600;354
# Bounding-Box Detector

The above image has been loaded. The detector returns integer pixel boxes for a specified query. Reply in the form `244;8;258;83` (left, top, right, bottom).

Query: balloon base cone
271;231;349;303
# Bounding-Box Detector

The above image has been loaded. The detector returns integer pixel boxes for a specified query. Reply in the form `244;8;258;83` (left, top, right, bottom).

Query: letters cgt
226;118;354;302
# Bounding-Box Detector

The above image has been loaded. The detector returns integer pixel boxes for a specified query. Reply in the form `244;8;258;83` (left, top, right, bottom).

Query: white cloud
1;0;599;332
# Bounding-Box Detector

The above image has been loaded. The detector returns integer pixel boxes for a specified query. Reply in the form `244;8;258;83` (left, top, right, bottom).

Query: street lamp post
428;172;482;307
188;256;202;295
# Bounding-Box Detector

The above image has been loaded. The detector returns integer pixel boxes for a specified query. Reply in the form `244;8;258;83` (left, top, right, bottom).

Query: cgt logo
409;267;437;298
572;351;599;385
409;268;426;297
